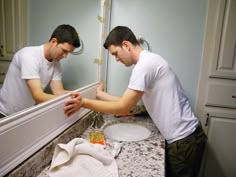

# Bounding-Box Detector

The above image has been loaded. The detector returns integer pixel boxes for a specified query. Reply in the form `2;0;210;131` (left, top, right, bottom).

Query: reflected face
108;44;133;67
49;38;75;61
53;43;75;61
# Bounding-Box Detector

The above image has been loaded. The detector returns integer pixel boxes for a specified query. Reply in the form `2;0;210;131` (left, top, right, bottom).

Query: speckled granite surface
38;114;165;177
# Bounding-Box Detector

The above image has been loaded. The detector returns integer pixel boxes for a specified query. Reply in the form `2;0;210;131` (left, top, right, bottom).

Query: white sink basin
103;122;151;142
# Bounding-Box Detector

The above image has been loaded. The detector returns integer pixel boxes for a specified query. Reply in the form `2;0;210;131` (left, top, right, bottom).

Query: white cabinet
196;0;236;176
0;0;27;86
206;84;236;109
204;113;236;177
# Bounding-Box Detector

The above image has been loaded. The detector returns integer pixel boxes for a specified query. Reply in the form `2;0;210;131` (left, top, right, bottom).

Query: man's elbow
31;92;50;104
117;104;133;115
33;97;44;104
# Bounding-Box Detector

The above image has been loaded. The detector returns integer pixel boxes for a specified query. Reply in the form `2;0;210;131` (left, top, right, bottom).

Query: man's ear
122;41;130;51
50;38;58;44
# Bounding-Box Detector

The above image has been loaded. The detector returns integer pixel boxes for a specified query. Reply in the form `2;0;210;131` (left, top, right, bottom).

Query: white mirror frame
0;0;111;176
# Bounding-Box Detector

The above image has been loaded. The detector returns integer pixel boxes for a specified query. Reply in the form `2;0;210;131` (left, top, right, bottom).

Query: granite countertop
38;114;165;177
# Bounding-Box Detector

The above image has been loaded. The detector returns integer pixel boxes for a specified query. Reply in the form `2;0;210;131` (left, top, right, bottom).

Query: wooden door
196;0;236;176
0;0;27;87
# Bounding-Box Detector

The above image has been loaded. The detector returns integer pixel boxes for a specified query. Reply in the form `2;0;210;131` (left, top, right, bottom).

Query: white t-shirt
0;45;62;115
128;50;199;143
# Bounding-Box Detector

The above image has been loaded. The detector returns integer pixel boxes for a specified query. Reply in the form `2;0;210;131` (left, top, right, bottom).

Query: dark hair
49;24;80;48
103;26;139;49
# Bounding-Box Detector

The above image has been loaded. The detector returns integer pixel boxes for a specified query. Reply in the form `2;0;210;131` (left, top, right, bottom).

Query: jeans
166;124;207;177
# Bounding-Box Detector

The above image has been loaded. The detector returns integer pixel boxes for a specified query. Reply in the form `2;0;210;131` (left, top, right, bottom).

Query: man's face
108;43;133;67
50;38;75;61
53;43;75;61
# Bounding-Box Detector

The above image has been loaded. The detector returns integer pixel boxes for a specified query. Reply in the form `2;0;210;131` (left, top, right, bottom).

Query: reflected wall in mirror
0;0;100;117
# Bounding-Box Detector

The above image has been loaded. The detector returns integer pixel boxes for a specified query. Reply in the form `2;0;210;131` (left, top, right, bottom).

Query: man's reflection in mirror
0;24;81;119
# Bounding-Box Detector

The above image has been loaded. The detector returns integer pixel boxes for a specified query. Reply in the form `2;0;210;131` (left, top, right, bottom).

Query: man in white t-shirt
64;26;207;177
0;24;81;118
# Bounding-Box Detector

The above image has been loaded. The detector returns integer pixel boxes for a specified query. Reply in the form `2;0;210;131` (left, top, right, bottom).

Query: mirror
0;1;111;175
29;0;100;89
0;0;100;117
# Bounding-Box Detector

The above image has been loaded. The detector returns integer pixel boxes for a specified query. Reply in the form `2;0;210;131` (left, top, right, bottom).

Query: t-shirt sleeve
128;61;157;92
21;53;40;79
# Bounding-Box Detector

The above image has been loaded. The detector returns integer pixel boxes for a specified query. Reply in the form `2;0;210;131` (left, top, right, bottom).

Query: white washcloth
49;138;119;177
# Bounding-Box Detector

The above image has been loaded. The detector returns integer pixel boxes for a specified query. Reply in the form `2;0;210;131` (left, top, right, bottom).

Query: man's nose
62;53;68;58
115;56;120;61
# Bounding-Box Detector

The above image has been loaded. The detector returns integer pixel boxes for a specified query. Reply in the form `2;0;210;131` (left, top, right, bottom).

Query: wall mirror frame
0;0;111;176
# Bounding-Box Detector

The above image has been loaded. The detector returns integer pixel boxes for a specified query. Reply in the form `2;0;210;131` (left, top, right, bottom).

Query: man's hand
96;82;105;99
64;92;83;117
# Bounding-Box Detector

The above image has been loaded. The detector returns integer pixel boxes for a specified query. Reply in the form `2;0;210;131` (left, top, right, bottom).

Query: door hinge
205;113;210;126
0;45;3;57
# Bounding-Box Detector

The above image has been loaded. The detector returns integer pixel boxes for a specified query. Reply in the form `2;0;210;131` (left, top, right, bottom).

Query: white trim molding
0;82;98;176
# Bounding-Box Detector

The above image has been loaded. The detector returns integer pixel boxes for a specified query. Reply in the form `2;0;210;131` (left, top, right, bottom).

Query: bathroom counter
38;114;165;177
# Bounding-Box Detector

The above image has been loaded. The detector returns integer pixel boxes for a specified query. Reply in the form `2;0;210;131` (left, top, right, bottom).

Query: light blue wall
107;0;208;108
28;0;100;90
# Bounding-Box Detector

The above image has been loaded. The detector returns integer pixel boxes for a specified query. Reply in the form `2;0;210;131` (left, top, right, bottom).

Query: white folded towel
49;138;119;177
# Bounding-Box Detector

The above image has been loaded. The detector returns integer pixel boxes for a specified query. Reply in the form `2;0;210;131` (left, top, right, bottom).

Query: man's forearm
83;98;130;115
33;92;58;104
96;91;121;101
